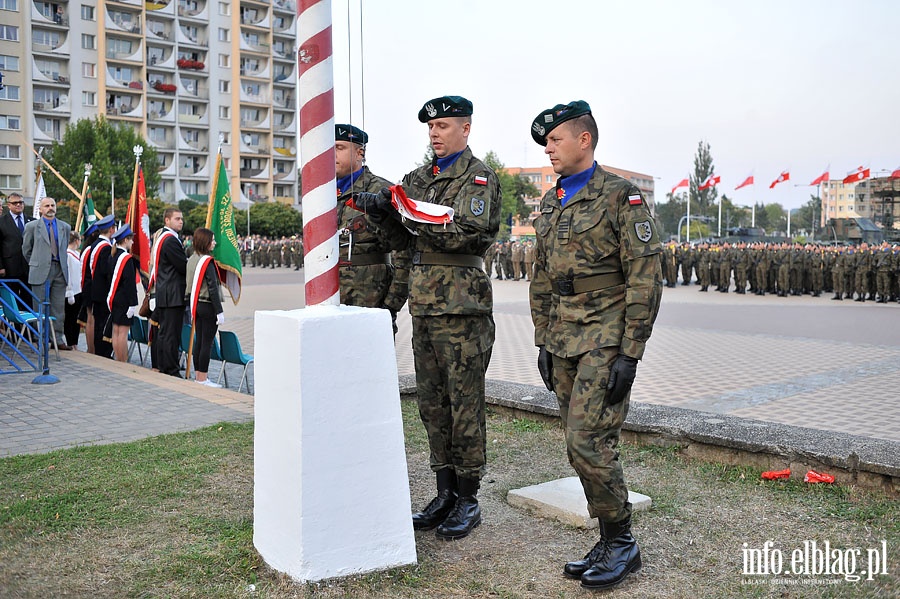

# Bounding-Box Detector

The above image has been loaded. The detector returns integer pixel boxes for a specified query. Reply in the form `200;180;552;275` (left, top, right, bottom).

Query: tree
483;151;538;239
689;141;717;217
656;192;686;240
415;144;435;168
764;203;787;235
794;194;822;240
42;117;161;217
249;202;301;237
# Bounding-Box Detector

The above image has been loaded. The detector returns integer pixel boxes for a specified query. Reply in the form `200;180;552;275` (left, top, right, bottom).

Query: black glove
537;346;554;392
352;188;393;214
606;354;638;405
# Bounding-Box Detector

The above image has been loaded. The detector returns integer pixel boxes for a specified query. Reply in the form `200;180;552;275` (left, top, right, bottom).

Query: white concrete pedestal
253;306;417;581
508;477;651;529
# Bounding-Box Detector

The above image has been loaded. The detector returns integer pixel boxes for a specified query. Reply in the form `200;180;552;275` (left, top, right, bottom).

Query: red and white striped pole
298;0;339;306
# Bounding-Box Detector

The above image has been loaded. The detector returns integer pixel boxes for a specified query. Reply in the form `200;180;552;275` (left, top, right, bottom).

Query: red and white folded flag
389;184;454;225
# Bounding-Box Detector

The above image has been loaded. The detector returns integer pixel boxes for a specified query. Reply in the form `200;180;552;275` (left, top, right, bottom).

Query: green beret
530;100;592;146
335;124;368;144
418;95;473;122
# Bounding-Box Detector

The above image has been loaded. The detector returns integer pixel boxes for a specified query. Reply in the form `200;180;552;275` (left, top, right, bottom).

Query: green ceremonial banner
80;186;98;236
206;152;242;304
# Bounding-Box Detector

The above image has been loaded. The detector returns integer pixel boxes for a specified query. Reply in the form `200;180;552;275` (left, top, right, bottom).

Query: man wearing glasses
0;193;35;301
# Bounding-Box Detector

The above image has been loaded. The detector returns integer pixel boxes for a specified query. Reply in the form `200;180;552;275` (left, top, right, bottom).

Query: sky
319;0;900;210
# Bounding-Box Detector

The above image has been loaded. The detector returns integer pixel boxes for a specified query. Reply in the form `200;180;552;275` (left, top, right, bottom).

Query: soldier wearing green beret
334;124;409;332
529;100;662;591
353;95;501;541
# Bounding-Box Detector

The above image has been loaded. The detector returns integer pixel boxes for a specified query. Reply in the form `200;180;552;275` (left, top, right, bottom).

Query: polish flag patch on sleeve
474;175;488;185
628;194;643;206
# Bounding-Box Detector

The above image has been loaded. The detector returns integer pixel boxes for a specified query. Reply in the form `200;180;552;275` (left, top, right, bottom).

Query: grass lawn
1;401;897;598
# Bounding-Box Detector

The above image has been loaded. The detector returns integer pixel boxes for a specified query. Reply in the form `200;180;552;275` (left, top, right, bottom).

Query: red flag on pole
842;166;870;185
670;178;689;195
769;170;790;189
698;173;720;191
126;166;151;279
809;168;830;186
735;174;754;190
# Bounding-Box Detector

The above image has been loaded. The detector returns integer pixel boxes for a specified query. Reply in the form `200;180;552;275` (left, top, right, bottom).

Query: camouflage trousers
412;314;494;481
551;346;631;523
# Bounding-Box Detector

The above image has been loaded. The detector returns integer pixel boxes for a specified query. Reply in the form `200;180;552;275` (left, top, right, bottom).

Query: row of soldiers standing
662;241;900;302
484;239;535;281
238;235;304;270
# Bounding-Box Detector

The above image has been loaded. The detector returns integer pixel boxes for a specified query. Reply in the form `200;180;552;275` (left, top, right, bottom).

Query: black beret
418;96;473;122
530;100;592;146
335;124;368;144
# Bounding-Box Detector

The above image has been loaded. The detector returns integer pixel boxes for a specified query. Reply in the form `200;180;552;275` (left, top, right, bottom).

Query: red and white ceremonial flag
126;165;151;279
809;167;830;186
769;170;790;189
735;173;754;190
890;166;900;180
698;173;720;191
842;166;870;185
670;178;689;195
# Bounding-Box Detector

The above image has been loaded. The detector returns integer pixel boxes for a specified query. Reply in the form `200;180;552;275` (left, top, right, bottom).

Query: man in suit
150;208;187;377
22;197;71;349
0;192;35;302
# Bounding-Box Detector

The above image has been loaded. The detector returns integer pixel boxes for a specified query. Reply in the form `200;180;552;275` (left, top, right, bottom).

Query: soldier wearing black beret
353;95;501;541
529;101;663;590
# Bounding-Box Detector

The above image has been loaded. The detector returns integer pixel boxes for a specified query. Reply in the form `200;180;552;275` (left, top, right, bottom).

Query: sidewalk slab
507;476;651;529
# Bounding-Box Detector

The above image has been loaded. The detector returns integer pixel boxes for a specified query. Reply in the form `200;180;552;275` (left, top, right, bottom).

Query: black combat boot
435;477;481;540
564;527;607;579
580;517;642;590
832;293;841;300
412;468;457;531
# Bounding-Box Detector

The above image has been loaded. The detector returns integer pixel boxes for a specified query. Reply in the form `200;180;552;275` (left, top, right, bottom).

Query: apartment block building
820;177;900;231
505;164;657;212
0;0;298;206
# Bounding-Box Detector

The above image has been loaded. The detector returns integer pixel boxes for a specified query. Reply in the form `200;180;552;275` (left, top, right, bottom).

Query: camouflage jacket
530;168;663;360
399;146;501;316
336;167;410;311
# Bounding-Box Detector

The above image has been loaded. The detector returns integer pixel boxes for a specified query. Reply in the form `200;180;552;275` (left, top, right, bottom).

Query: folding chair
128;317;150;365
218;330;254;393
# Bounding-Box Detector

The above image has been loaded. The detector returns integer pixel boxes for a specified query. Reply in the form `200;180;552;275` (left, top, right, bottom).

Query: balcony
147;104;175;122
240;9;269;28
240;35;270;54
145;0;175;15
32;36;69;56
177;111;209;126
176;1;209;21
106;42;144;63
178;158;209;178
179;132;208;152
147;50;175;70
106;13;143;35
273;0;296;13
272;94;294;109
33;99;71;115
178;78;209;100
149;80;177;94
177;27;208;47
31;3;69;28
273;116;296;134
147;25;173;42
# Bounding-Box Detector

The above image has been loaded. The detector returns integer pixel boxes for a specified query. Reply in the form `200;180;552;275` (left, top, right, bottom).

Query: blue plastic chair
0;287;59;359
218;330;254;393
128;317;150;365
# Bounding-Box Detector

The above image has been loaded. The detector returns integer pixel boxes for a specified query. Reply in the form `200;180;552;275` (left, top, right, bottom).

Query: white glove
216;313;225;326
126;305;138;318
67;295;75;305
149;298;156;311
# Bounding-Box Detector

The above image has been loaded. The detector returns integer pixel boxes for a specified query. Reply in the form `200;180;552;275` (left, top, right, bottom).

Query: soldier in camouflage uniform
874;243;893;303
523;239;535;281
808;244;824;297
854;242;871;301
717;242;732;292
334;124;409;333
354;96;500;541
831;246;845;300
529;101;661;591
483;241;498;278
678;242;693;285
696;242;711;291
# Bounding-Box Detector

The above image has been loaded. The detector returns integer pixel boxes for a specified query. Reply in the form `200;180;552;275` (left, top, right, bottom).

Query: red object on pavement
761;469;791;480
803;470;835;484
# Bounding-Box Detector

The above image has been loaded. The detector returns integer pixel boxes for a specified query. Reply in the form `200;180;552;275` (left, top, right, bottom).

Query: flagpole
686;186;691;243
127;146;142;225
717;195;722;237
206;134;224;228
75;163;92;232
33;150;44;219
17;132;83;201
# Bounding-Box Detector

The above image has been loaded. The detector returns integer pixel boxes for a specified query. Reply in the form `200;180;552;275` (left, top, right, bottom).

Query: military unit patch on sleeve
470;197;486;216
474;175;488;186
634;220;653;243
628;194;643;206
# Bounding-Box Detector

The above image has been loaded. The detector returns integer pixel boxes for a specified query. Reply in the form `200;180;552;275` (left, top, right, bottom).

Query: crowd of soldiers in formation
235;235;304;270
483;239;536;281
663;241;900;303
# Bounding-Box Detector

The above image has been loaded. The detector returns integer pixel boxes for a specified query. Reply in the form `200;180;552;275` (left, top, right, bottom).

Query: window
0;0;17;11
218;2;230;15
0;25;18;41
218;80;230;93
111;66;134;82
0;174;22;189
218;28;230;42
0;115;20;129
82;91;96;106
220;132;229;144
219;106;230;119
81;34;96;49
0;55;18;71
108;38;133;56
82;62;96;77
218;53;230;67
0;85;19;100
148;127;166;142
81;4;95;20
0;144;20;159
33;30;61;48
